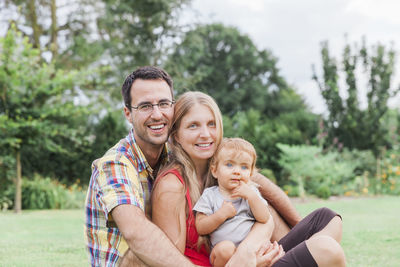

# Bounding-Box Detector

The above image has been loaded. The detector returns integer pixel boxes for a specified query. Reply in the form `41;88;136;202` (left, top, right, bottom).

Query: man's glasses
128;100;175;113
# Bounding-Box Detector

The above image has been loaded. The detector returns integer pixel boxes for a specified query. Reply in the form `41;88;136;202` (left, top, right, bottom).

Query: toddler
193;138;274;267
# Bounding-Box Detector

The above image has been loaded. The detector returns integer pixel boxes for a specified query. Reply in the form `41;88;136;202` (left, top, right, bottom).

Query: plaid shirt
84;129;169;266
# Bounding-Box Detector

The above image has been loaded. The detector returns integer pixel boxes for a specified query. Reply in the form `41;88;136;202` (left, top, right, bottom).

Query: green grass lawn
0;196;399;266
295;196;400;267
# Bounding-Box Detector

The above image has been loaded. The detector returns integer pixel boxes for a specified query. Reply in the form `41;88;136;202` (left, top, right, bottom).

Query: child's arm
232;182;270;223
195;201;236;235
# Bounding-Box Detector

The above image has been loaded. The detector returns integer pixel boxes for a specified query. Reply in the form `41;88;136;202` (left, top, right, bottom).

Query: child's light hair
205;137;258;189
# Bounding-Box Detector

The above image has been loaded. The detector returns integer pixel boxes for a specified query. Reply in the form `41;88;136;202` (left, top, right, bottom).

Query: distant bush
0;155;16;210
277;144;356;198
5;174;87;210
276;143;400;198
0;195;12;211
259;169;277;184
316;185;331;199
374;148;400;195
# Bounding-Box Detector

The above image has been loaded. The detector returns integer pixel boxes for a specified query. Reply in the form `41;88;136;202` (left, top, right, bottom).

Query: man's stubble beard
131;117;170;147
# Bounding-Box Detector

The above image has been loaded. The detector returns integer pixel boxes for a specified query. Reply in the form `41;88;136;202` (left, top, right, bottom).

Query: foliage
312;39;400;154
0;154;15;210
223;109;318;179
1;0;104;66
0;154;15;192
374;148;400;195
277;144;357;198
89;111;129;161
167;23;296;117
4;174;86;210
340;149;376;176
97;0;190;82
0;25;91;152
259;169;277;184
0;25;92;211
381;108;400;147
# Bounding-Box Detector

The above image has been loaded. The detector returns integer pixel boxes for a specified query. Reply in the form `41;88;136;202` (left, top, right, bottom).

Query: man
84;66;300;266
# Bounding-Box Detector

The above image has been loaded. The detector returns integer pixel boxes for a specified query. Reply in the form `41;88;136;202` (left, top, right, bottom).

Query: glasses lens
138;103;152;112
158;101;171;109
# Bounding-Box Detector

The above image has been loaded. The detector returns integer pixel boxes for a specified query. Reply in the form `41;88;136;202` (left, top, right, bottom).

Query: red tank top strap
159;169;194;214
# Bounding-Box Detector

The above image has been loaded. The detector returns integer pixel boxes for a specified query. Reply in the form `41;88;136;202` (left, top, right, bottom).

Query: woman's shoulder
154;167;184;192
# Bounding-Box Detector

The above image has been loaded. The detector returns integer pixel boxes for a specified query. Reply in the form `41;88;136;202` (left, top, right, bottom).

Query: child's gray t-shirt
193;185;268;248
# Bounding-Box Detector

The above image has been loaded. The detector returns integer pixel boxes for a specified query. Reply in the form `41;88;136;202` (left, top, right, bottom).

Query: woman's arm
151;173;187;253
252;172;301;227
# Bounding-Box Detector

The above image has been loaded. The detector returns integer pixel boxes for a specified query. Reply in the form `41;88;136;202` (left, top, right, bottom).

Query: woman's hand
256;241;285;267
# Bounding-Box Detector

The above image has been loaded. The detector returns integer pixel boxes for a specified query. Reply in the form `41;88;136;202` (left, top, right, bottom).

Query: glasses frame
127;100;176;113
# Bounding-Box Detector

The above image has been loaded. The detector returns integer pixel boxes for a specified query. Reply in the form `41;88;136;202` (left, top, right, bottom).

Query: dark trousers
273;207;341;267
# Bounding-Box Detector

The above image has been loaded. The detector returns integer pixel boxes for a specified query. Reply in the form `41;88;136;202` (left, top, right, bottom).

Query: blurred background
0;0;399;213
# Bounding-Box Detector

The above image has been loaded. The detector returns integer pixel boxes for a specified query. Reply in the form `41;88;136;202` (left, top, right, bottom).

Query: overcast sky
183;0;400;114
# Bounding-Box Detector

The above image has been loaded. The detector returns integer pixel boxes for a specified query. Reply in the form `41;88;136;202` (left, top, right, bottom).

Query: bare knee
306;235;346;267
211;241;236;267
314;215;343;243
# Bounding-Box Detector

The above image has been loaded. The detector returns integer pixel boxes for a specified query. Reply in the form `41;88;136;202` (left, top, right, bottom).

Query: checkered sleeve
97;157;143;225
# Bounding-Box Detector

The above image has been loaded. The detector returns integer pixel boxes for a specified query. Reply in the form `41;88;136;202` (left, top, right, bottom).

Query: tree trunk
14;150;22;213
50;0;58;59
27;0;41;50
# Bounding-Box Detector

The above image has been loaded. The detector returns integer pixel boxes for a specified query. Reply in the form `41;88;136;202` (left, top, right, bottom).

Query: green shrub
0;195;12;211
374;148;400;195
277;144;356;197
316;185;331;199
259;169;277;184
20;174;85;209
340;149;376;177
0;155;15;202
282;184;299;197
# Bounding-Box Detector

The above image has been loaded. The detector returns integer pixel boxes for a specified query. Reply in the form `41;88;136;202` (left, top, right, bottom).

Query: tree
0;26;91;212
312;39;400;154
89;111;128;160
167;23;319;180
1;0;104;67
166;23;292;117
223;108;318;183
97;0;190;81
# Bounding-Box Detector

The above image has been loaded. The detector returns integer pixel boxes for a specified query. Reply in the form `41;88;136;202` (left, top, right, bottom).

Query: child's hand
219;200;236;219
232;181;254;200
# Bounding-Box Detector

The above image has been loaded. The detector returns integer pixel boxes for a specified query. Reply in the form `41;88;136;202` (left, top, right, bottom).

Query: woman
152;91;345;266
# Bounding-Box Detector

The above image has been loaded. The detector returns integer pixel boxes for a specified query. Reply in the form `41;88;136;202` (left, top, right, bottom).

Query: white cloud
346;0;400;24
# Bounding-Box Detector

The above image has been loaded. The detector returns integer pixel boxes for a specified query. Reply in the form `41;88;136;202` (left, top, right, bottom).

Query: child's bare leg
210;240;236;267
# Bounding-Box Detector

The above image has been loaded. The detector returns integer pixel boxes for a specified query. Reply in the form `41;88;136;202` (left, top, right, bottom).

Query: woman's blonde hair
155;91;223;251
166;91;223;205
205;137;258;189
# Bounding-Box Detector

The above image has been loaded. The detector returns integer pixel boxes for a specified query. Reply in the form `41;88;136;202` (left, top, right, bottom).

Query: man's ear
123;106;133;124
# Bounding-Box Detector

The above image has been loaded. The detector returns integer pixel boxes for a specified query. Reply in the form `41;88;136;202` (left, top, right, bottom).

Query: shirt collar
126;128;169;178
